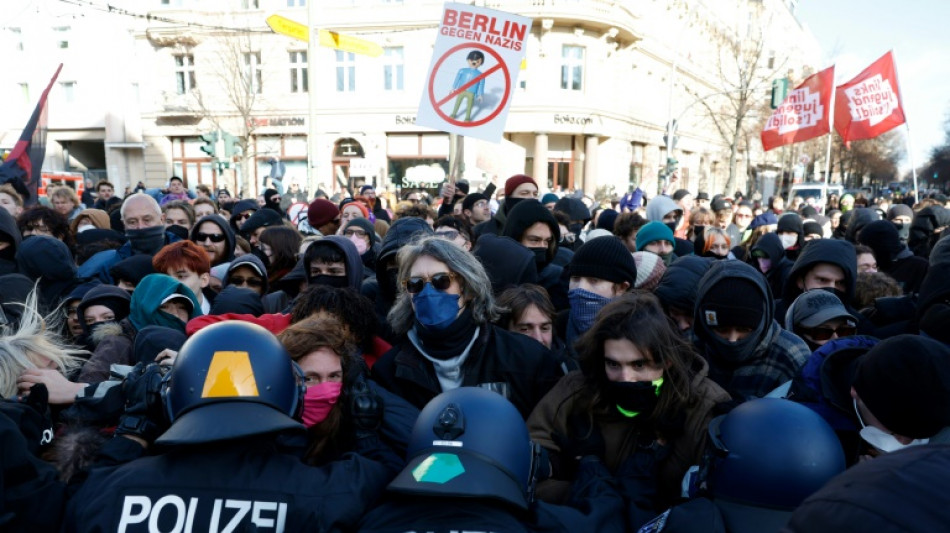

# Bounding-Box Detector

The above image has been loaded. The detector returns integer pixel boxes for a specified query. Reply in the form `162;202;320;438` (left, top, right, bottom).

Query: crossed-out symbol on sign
428;42;512;128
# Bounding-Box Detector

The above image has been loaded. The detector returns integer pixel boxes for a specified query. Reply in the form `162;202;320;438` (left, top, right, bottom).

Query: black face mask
606;379;663;418
528;247;550;271
126;225;166;255
665;217;681;234
379;267;399;302
504;197;526;214
893;222;910;244
311;274;349;289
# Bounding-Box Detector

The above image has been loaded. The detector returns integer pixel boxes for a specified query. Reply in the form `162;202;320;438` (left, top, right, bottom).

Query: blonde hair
0;289;86;398
48;185;80;207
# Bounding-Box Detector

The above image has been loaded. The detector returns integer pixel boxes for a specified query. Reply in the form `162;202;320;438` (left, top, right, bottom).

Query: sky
795;0;950;174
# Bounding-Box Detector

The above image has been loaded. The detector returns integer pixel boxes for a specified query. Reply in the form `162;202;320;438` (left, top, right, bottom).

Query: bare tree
686;4;787;195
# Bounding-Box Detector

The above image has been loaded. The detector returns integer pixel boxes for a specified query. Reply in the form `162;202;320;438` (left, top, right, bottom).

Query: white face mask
854;398;929;453
77;223;96;233
779;233;798;249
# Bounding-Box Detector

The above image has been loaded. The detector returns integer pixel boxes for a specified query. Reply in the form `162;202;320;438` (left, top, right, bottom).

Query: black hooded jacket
16;236;79;314
227;199;259;233
0;274;35;327
304;235;364;291
0;207;21;276
76;285;131;336
750;232;793;301
858;220;928;294
209;286;264;316
909;205;950;258
472;234;539;296
500;201;566;305
190;215;236;266
654;255;713;314
844;208;881;243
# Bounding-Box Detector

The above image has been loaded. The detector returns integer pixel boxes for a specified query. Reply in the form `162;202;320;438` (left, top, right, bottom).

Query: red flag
834;51;905;143
761;66;835;152
0;64;62;206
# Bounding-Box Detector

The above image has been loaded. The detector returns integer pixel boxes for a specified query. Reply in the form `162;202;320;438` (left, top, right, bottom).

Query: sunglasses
405;272;457;294
237;212;253;221
343;228;368;238
802;323;856;341
228;276;263;288
195;232;226;243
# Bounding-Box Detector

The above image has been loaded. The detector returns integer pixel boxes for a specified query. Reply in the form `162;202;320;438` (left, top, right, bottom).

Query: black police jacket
63;434;398;532
372;324;564;419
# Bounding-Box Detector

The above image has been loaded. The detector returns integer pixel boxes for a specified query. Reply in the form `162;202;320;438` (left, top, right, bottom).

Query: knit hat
307;198;340;228
455;180;470;195
240;208;283;236
633;251;666;291
504;174;537;197
802;221;824;239
541;193;559;205
342;217;379;244
568;236;637;285
359;185;375;195
749;212;778;230
462;193;488;213
554;197;591;222
596;209;619;232
109;254;156;286
777;213;804;235
701;277;764;329
853;334;950;439
887;204;914;221
788;290;853;330
636;221;675;251
340;199;370;218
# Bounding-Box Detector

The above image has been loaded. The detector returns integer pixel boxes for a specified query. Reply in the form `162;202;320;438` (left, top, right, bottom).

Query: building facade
1;0;819;201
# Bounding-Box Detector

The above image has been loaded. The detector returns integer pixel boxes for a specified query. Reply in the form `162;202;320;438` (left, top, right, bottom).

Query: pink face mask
349;235;369;255
757;257;772;273
301;381;343;427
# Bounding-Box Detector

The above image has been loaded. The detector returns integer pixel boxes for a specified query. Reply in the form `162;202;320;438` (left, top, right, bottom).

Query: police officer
358;387;626;533
64;321;402;532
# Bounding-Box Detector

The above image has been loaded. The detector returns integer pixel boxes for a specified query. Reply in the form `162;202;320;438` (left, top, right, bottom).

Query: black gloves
344;375;384;439
550;414;607;479
0;383;54;456
114;363;168;445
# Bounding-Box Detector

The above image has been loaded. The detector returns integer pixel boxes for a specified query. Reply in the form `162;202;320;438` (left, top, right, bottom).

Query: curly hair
290;285;378;354
17;206;74;250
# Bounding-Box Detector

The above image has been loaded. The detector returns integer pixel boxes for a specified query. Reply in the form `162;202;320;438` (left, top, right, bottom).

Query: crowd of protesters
1;173;949;532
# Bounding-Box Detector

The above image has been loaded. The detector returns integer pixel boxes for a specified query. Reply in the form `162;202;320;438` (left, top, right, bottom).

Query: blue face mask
412;283;461;331
567;288;613;340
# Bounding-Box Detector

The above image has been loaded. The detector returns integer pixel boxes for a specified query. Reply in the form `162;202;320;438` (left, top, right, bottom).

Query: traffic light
771;78;789;109
221;132;242;158
199;132;218;157
666;157;678;175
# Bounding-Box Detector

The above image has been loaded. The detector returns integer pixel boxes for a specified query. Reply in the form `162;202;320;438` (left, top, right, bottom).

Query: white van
788;182;843;213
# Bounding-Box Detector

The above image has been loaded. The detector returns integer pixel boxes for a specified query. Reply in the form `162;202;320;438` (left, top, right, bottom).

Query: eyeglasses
802;323;857;341
237;212;253;221
228;276;263;288
405;272;457;294
343;228;368;238
194;232;226;243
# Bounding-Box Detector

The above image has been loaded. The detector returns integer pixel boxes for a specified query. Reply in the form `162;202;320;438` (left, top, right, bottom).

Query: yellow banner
266;14;383;57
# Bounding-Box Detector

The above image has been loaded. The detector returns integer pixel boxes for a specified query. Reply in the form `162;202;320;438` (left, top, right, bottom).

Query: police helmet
157;321;305;445
387;387;541;510
701;398;846;532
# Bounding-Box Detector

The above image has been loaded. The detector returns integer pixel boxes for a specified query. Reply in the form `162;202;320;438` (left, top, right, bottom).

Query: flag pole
891;49;918;203
823;66;836;189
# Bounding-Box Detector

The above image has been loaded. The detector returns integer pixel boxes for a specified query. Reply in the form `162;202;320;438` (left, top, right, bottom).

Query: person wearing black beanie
852;334;950;453
262;188;283;215
776;213;804;260
240;208;284;246
857;219;929;294
564;236;636;344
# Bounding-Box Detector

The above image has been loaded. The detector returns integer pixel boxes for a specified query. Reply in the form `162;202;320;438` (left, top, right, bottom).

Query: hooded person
564;236;637;345
749;232;793;301
692;260;811;401
262;188;283;216
131;325;187;366
844;207;882;244
0;273;35;328
778;238;860;326
784;290;858;353
361;217;434;344
240;207;284;247
303;235;364;292
886;203;914;244
108;254;156;293
77;273;200;383
553;196;592;248
75;285;131;351
908;205;950;258
502;199;566;306
69;208;111;234
61;280;101;343
916;262;950;346
857;220;928;295
228;198;259;233
190;214;236;267
15;235;80;314
0;207;21;275
209;285;265;316
222;254;270;296
472;234;540;296
654;255;714;336
341;216;380;275
776;213;805;261
645;195;693;257
472;174;540;240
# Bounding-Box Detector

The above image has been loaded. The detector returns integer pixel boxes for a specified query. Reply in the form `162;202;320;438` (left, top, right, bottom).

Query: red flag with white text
834;51;905;143
761;66;835;151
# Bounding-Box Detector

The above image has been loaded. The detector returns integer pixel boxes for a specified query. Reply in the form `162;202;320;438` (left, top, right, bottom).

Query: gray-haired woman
371;236;565;419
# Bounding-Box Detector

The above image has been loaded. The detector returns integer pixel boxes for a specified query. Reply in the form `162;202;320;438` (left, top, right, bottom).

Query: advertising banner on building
416;3;531;143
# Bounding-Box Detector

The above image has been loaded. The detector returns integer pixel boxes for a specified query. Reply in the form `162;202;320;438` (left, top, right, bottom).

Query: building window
335;50;356;92
383;46;404;91
289;51;308;93
54;26;70;49
287;0;306;5
9;28;23;52
18;83;29;104
560;45;584;91
174;54;196;94
60;81;76;103
244;52;263;94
